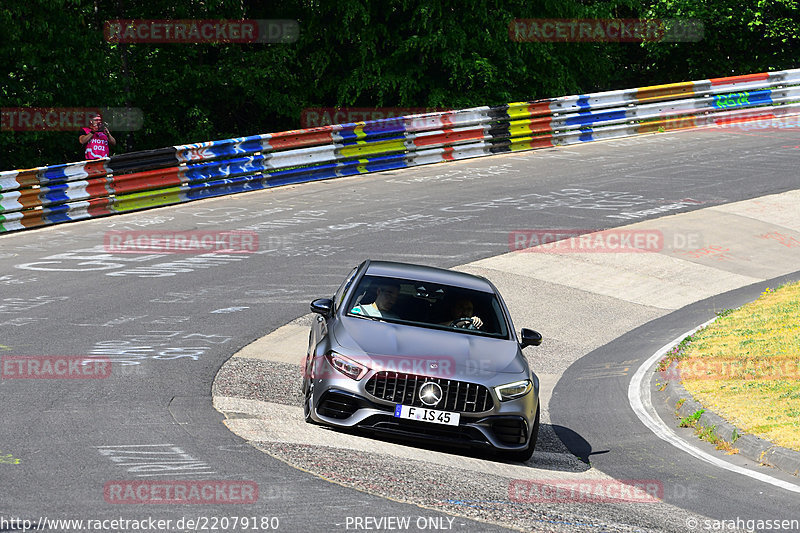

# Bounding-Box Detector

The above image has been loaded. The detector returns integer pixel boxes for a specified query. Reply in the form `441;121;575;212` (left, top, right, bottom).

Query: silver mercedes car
302;260;542;461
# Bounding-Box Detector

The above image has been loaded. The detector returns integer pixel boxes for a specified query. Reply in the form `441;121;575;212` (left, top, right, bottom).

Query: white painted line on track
628;318;800;494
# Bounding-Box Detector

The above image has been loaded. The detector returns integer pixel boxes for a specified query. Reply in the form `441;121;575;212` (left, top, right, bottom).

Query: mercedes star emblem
419;381;443;406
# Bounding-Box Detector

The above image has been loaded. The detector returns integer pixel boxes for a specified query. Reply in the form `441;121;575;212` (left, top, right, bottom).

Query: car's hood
332;317;526;377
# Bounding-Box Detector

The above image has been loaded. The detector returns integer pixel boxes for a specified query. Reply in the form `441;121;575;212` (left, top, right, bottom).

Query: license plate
393;404;460;426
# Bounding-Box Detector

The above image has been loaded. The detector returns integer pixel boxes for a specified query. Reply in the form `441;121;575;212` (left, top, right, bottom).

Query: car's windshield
345;274;509;338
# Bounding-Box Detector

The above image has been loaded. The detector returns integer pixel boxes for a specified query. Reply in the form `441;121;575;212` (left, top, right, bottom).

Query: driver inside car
440;297;483;329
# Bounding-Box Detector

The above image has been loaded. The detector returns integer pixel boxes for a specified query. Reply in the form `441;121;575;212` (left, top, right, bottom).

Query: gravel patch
255;442;704;533
214;358;303;407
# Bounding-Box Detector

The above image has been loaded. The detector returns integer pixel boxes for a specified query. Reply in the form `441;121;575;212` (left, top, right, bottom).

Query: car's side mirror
520;328;542;348
310;298;333;317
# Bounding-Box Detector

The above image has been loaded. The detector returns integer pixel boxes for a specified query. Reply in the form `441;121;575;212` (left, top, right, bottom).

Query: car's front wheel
302;378;318;425
502;406;539;462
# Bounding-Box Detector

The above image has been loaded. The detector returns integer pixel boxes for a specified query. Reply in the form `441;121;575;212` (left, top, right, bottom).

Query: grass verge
664;280;800;452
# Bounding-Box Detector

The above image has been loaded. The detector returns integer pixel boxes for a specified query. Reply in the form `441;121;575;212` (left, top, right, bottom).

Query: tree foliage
1;0;797;169
640;0;800;82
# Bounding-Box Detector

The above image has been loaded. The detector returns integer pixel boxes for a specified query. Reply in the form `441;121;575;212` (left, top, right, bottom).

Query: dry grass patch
679;281;800;451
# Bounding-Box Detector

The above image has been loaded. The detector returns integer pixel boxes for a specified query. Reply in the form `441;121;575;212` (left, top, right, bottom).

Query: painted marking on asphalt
211;307;250;314
0;317;48;327
96;444;216;477
439;188;669;213
0;450;21;464
0;295;69;314
0;274;38;285
75;315;148;327
88;331;233;365
628;320;800;494
576;359;639;380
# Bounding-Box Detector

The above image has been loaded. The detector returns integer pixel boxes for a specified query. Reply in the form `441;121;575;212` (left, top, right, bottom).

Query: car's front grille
365;372;494;413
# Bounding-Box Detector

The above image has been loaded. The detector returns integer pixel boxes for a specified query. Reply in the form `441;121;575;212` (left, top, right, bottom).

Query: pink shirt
82;127;111;159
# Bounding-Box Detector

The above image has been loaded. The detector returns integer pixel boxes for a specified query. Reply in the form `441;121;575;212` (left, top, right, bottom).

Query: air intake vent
317;391;359;419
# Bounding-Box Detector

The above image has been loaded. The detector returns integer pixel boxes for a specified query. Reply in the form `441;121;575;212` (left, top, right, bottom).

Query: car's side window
332;266;359;313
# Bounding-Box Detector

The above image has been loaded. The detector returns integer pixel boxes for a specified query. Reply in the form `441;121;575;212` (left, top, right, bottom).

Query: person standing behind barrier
79;114;116;159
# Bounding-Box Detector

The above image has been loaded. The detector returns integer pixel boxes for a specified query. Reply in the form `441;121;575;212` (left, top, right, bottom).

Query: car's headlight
326;352;368;380
495;379;532;401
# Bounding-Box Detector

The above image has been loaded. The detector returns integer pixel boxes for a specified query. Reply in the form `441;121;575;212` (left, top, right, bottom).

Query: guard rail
1;68;799;233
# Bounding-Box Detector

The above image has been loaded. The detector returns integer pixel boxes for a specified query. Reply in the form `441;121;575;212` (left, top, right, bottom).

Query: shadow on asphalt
326;422;593;472
552;423;606;464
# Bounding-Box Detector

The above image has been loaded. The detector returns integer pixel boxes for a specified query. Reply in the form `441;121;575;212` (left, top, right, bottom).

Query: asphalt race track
1;124;799;532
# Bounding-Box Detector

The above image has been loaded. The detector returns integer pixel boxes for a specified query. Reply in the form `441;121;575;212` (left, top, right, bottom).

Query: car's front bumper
309;376;538;452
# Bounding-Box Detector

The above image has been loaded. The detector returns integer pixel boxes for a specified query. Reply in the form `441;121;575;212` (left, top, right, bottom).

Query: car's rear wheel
502;405;539;462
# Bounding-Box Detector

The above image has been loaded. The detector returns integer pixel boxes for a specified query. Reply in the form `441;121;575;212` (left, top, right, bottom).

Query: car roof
364;260;495;293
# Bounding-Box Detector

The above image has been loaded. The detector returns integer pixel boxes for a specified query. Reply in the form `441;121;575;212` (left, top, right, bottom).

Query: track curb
660;360;800;477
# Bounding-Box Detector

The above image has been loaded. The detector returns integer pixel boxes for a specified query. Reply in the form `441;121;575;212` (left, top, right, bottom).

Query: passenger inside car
350;281;401;319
